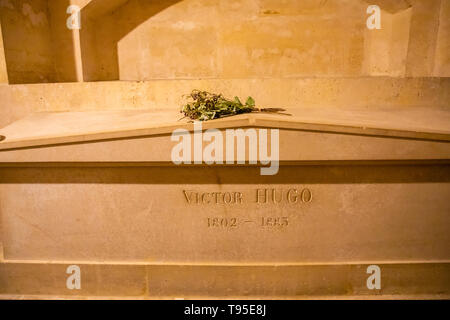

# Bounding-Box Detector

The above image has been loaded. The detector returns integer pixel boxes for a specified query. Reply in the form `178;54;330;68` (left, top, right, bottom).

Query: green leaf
245;96;255;107
181;90;261;121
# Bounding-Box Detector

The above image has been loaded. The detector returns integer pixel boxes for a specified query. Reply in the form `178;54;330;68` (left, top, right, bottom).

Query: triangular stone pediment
0;108;449;163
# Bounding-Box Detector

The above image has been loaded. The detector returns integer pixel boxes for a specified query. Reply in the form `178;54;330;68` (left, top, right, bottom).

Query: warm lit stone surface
0;165;449;262
434;0;450;76
0;0;449;300
0;112;449;298
0;22;8;84
0;0;449;83
1;106;450;148
362;4;411;76
1;262;449;299
1;77;449;129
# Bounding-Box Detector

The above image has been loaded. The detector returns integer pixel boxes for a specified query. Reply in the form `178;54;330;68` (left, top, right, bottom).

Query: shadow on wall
0;0;78;83
80;0;181;81
0;0;448;83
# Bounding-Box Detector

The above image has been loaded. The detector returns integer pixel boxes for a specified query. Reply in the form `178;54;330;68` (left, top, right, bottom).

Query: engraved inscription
261;217;289;227
183;190;243;204
183;188;313;205
207;217;238;228
205;217;290;228
256;188;312;204
186;187;312;230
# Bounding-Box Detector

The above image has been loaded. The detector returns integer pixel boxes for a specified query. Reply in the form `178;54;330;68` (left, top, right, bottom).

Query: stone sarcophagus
0;107;449;299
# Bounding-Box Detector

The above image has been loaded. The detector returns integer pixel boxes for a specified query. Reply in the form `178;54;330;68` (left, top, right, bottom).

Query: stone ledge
0;105;449;151
1;261;449;299
1;77;449;129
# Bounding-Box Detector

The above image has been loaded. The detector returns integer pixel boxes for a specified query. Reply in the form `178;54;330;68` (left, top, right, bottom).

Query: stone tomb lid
0;106;449;152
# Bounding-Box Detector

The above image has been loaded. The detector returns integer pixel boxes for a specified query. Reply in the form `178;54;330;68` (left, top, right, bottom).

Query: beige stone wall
0;0;56;83
362;3;412;76
1;77;449;129
0;1;449;299
0;0;449;84
434;0;450;76
405;0;442;77
0;18;8;83
0;0;448;127
116;0;364;80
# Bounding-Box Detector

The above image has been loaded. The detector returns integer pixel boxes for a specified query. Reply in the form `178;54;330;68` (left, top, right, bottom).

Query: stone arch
80;0;181;81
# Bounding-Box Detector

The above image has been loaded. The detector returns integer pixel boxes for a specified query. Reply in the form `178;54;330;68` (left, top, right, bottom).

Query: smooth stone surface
0;105;449;150
1;262;449;299
0;118;449;298
1;165;449;263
